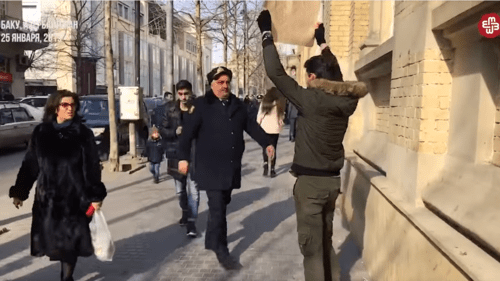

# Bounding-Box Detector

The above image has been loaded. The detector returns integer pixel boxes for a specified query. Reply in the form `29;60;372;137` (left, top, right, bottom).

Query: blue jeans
149;162;160;180
174;173;199;221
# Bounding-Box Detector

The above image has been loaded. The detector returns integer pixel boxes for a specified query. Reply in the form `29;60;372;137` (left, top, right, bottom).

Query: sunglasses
59;102;76;109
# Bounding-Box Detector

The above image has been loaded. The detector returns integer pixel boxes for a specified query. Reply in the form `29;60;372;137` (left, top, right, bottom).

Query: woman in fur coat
257;87;286;177
9;90;107;281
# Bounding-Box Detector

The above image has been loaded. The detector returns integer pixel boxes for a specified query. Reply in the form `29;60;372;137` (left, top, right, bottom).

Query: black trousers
205;189;233;255
289;118;297;140
262;133;279;167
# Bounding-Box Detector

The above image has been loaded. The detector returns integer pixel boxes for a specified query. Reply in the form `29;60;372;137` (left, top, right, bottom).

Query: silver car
19;96;49;110
0;102;40;149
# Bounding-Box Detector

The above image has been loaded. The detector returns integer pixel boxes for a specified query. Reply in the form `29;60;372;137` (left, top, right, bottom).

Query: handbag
89;209;115;261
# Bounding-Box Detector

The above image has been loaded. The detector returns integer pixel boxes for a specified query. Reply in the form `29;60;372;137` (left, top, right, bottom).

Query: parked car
79;95;150;161
18;103;43;121
19;95;50;110
0;102;40;149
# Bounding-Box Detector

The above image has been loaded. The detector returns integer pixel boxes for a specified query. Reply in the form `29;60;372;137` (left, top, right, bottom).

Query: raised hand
315;23;326;46
257;10;272;33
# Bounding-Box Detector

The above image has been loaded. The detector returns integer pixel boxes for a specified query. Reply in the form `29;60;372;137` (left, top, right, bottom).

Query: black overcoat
178;90;270;191
159;100;196;180
9;118;107;262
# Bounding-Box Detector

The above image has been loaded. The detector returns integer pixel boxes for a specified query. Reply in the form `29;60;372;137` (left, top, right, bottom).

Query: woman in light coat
257;87;286;177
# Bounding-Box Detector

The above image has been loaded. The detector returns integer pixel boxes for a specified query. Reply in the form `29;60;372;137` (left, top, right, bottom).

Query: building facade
0;0;47;99
293;1;500;280
22;0;212;97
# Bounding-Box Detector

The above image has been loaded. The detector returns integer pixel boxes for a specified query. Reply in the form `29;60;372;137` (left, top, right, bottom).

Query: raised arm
257;10;310;111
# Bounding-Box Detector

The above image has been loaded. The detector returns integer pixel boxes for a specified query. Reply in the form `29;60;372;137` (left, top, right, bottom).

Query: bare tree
176;0;224;95
25;0;104;95
104;0;119;171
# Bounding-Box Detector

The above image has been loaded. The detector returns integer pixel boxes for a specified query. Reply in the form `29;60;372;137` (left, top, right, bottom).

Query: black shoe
154;177;159;184
216;253;242;270
263;164;268;176
179;213;188;226
186;221;197;238
270;169;276;178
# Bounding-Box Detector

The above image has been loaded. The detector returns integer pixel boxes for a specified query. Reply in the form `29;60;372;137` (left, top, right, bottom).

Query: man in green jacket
257;10;368;281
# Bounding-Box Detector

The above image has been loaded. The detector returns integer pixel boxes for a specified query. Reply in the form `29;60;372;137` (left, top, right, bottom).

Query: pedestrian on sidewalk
177;66;275;270
159;80;199;238
256;87;286;178
258;11;368;281
145;126;164;184
9;90;107;281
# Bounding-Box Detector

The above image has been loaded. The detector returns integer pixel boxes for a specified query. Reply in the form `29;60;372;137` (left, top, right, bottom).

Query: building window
118;2;129;21
0;1;6;17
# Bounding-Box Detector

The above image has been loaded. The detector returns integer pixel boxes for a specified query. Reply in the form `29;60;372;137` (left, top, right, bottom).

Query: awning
25;79;57;87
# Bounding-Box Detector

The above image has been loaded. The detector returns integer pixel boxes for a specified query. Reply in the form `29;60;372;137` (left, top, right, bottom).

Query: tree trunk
223;1;228;67
105;1;119;171
232;1;239;94
166;0;174;94
243;1;247;99
195;0;204;96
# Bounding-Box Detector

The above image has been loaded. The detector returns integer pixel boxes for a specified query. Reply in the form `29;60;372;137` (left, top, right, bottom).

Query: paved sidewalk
0;127;371;281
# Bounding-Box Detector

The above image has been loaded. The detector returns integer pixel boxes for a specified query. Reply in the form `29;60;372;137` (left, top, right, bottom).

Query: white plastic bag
89;209;115;261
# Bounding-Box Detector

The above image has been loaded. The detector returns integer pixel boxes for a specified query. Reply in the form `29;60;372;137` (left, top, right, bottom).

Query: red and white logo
478;13;500;38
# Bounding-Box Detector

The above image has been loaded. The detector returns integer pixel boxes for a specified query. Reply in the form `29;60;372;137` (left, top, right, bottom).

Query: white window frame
0;1;6;16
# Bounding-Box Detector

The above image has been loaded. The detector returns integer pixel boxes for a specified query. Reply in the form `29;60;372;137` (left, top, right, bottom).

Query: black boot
179;211;188;226
263;163;268;176
270;167;276;178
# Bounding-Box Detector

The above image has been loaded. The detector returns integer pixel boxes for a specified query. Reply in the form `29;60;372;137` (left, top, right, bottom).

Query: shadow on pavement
0;146;27;156
9;187;271;281
228;197;295;258
0;213;32;226
0;233;30;275
107;171;171;194
107;196;177;226
337;233;363;281
274;161;292;176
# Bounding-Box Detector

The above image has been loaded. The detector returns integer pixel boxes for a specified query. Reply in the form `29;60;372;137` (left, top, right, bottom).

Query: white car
19;96;49;110
0;102;40;149
18;103;43;121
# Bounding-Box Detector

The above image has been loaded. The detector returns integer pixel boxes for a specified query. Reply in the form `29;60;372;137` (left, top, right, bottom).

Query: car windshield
81;99;108;115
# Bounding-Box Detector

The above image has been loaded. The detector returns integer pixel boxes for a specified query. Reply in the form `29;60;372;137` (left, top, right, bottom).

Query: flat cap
207;66;232;85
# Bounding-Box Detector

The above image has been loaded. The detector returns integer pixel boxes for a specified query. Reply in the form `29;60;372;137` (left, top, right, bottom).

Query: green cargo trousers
293;174;341;281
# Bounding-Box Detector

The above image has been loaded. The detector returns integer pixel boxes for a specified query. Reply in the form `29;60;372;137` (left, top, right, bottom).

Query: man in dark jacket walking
178;66;275;270
159;80;199;238
257;11;368;281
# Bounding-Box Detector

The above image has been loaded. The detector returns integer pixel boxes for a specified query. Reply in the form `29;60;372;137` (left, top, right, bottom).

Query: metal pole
129;0;141;158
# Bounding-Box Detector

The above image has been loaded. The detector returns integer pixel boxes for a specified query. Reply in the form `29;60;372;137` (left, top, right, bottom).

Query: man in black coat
178;66;275;270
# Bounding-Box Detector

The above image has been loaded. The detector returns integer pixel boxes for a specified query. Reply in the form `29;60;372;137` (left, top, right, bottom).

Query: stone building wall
390;49;453;153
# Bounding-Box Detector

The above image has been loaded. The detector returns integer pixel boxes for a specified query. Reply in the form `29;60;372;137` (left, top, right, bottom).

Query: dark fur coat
9;117;107;262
